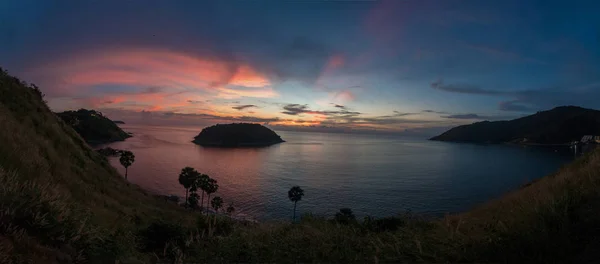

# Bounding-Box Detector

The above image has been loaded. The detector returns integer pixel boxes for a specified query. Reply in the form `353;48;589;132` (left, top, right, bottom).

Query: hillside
193;123;284;147
431;106;600;144
56;109;131;145
1;68;600;263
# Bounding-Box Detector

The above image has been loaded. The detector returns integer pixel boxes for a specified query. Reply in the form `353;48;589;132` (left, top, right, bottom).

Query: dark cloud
431;79;507;95
442;114;489;120
333;104;346;109
498;100;537;112
187;100;203;104
422;109;448;114
232;104;258;111
281;104;361;116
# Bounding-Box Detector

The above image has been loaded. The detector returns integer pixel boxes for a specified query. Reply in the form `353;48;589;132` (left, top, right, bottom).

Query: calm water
102;124;573;221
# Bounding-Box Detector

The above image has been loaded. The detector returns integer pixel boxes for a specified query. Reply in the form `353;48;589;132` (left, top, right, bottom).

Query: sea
101;124;574;221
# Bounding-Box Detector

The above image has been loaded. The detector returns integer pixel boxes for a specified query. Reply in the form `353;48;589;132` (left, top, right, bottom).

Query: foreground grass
1;67;600;263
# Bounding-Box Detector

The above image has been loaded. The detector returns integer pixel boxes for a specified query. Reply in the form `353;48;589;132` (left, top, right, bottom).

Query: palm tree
178;167;199;207
205;178;219;214
288;186;304;222
198;174;209;212
226;203;235;215
211;196;224;214
119;151;135;179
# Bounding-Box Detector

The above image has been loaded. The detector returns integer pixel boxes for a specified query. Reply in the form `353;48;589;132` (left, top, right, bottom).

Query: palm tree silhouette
119;151;135;180
178;167;199;207
211;196;224;214
198;174;209;212
205;178;219;214
288;186;304;222
226;203;235;215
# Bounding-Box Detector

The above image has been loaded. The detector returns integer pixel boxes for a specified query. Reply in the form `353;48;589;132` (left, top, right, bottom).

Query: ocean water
102;124;574;221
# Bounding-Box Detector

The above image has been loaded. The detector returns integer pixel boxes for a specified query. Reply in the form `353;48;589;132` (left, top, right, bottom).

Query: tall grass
1;67;600;263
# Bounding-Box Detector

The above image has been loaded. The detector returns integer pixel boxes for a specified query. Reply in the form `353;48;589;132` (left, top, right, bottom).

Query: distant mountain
193;123;284;147
431;106;600;144
57;109;131;145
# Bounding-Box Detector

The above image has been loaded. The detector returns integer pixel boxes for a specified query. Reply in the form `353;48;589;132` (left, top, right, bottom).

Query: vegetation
431;106;600;144
211;197;224;213
95;147;124;157
178;167;200;207
119;150;135;180
193;123;285;147
288;186;305;222
2;68;600;263
56;109;131;145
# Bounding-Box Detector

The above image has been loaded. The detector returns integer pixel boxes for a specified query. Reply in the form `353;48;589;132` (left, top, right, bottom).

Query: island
112;120;126;124
192;123;284;147
57;109;132;145
431;106;600;145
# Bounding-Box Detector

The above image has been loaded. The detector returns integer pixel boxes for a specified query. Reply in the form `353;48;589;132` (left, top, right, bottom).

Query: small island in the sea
57;109;131;145
193;123;284;147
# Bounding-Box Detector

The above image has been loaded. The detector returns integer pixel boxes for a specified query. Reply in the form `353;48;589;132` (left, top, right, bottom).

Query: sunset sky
1;0;599;134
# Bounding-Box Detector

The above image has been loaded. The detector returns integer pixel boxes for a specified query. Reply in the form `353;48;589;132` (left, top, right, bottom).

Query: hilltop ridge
431;106;600;144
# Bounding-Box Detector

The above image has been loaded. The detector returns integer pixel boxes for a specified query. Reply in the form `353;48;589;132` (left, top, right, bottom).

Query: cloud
187;100;203;104
441;114;487;120
498;100;537;112
281;104;361;116
431;79;507;95
333;104;346;109
232;104;258;111
422;109;448;114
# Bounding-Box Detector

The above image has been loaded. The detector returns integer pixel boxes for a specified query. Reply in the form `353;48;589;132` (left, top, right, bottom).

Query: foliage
56;109;131;145
119;151;135;179
226;203;235;215
334;208;357;225
288;186;304;222
431;106;600;144
179;167;200;207
193;123;284;147
211;197;224;213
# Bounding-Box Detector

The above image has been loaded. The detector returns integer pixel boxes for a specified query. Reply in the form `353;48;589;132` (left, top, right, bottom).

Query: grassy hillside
431;106;600;144
1;68;600;263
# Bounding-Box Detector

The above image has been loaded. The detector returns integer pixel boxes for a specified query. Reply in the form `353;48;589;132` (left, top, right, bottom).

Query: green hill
431;106;600;144
56;109;131;145
193;123;284;147
1;68;600;263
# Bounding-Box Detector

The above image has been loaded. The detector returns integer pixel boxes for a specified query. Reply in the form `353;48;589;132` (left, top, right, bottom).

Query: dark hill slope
57;109;131;145
0;69;193;263
431;106;600;144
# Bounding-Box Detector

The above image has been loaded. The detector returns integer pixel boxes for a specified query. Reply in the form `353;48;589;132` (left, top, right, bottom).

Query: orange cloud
39;48;276;99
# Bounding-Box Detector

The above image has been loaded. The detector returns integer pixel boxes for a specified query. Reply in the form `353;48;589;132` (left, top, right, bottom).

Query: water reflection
104;124;573;221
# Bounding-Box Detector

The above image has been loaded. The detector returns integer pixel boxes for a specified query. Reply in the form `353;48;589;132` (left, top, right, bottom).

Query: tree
288;186;304;222
226;203;235;215
178;167;200;208
211;196;224;214
119;151;135;179
205;178;219;214
198;174;210;212
188;192;200;209
334;208;356;225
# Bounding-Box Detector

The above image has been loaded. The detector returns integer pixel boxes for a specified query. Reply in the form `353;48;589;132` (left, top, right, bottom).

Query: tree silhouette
198;174;209;212
188;192;200;209
288;186;304;222
226;203;235;215
178;167;199;208
205;178;219;214
211;196;224;214
334;208;356;225
119;151;135;179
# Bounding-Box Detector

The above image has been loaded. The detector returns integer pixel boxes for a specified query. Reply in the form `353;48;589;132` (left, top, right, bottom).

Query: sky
1;0;599;135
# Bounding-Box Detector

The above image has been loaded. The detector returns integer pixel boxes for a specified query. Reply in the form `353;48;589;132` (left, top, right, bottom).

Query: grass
1;67;600;263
